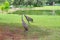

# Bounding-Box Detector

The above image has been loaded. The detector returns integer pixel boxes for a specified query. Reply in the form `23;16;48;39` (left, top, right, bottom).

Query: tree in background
46;0;60;5
12;0;43;7
0;4;5;13
7;0;14;5
4;0;10;11
13;0;24;5
0;0;60;7
0;0;10;13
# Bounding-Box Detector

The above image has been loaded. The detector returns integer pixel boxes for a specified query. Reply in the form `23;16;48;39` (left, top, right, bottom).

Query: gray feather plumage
21;15;28;31
24;15;33;23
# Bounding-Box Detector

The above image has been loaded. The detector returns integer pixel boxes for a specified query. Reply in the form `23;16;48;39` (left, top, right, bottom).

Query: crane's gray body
24;15;33;23
21;15;28;31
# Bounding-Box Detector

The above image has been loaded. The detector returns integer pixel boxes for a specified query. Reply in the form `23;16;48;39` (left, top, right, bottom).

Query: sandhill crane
21;14;28;32
24;15;33;23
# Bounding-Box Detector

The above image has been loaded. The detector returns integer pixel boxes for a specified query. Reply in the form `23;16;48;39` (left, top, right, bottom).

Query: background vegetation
0;0;60;7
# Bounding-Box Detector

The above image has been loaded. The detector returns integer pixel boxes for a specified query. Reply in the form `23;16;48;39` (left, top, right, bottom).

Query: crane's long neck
24;15;27;19
21;14;27;24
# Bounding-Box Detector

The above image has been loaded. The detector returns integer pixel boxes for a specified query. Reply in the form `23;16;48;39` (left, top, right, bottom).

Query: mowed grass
0;14;60;27
18;6;60;10
0;14;60;40
19;6;60;10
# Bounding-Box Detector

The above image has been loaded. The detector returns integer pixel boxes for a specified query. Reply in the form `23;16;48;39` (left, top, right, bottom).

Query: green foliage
7;0;14;4
13;0;43;7
0;0;10;13
0;0;60;7
12;0;60;7
13;0;24;5
0;4;5;11
4;1;10;11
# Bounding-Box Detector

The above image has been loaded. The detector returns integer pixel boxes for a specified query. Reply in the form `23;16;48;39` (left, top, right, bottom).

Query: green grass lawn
18;6;60;10
0;14;60;27
34;6;60;10
0;14;60;40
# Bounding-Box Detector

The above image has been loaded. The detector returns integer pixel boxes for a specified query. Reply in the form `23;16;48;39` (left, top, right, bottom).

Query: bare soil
0;26;39;40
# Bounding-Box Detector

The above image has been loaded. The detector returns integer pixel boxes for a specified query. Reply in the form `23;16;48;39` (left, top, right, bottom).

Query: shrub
4;1;10;11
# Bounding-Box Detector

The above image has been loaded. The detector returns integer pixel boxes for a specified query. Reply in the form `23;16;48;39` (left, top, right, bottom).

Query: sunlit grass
33;6;60;10
0;14;60;27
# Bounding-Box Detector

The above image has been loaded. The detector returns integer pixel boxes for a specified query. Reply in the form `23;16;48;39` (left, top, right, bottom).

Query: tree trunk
52;2;55;15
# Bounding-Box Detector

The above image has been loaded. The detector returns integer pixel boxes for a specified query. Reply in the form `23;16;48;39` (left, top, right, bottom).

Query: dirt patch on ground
0;25;52;40
0;26;25;40
0;26;40;40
